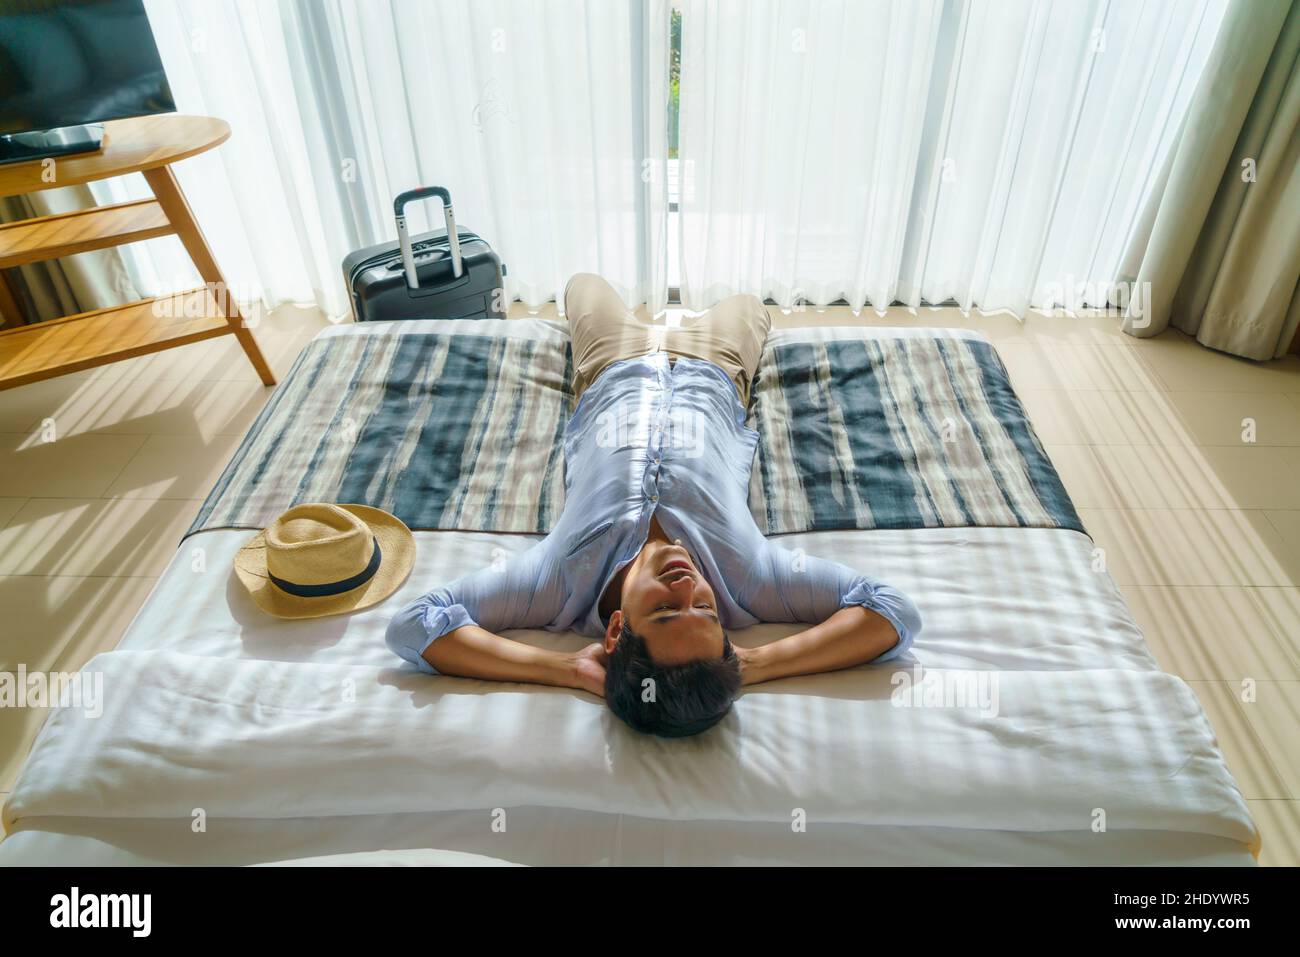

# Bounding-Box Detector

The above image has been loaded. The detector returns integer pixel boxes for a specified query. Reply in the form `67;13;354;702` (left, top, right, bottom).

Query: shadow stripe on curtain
1120;0;1300;359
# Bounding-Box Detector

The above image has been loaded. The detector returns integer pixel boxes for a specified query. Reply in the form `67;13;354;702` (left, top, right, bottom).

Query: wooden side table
0;114;275;389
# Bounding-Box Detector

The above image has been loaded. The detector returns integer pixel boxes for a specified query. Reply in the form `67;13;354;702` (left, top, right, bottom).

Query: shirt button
651;494;659;502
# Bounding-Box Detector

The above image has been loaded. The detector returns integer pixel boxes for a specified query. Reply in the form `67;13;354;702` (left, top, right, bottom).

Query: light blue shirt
386;353;921;674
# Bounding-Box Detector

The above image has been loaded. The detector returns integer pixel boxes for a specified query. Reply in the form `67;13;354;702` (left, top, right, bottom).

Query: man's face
606;539;725;665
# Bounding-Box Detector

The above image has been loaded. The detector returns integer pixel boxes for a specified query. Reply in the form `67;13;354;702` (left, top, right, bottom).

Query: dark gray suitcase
342;186;506;322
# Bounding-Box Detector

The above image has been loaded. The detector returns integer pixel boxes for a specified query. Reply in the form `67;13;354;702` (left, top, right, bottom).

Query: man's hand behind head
567;642;609;698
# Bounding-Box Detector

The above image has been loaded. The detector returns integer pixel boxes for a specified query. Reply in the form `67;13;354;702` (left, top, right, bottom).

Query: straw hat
234;504;415;619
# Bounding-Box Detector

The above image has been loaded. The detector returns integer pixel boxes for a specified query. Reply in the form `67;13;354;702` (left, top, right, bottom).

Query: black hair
604;619;742;738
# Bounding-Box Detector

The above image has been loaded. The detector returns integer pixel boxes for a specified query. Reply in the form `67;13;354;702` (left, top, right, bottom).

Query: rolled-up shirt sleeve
385;539;563;675
739;539;921;662
837;574;922;661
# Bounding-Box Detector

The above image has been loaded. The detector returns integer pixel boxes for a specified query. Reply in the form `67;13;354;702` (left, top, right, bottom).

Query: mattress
0;526;1258;865
0;322;1259;865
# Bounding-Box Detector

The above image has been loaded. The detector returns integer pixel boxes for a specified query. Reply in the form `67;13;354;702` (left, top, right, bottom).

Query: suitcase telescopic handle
394;186;463;289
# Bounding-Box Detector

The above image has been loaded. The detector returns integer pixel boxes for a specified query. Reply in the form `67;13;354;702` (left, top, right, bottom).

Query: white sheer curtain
104;0;1226;318
676;0;1228;313
111;0;669;318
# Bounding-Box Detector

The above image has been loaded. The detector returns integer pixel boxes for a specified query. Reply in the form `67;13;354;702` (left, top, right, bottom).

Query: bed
0;319;1259;866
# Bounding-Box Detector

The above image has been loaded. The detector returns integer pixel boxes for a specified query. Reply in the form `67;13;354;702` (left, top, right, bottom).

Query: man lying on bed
386;273;921;737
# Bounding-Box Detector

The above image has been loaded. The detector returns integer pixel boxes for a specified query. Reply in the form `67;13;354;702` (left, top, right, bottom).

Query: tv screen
0;0;175;138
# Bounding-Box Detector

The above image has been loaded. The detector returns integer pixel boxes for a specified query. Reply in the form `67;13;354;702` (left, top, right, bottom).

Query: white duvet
3;648;1257;848
1;526;1261;864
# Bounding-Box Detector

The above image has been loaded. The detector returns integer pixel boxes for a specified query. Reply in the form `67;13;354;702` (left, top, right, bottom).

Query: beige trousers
563;273;772;406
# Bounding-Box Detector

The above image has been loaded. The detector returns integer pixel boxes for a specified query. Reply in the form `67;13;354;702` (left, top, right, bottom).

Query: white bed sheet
1;525;1258;865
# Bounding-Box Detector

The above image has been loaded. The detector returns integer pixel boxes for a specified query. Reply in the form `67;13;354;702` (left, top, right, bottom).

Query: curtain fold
1121;0;1300;359
675;0;1227;313
119;0;346;315
677;0;946;310
124;0;668;319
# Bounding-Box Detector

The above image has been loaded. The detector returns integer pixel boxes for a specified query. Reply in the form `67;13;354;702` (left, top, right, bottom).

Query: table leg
143;164;276;385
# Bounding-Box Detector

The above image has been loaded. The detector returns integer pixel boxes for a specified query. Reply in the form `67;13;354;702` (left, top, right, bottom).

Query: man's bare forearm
422;624;578;688
740;606;899;685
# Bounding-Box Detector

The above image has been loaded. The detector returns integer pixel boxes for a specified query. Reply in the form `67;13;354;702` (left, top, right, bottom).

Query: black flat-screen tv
0;0;175;165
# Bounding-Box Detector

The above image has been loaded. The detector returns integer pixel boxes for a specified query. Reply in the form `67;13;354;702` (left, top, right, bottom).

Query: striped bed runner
187;321;1082;539
747;333;1081;534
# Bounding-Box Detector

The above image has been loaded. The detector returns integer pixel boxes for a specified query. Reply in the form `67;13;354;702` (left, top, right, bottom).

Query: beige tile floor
1;300;1298;865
